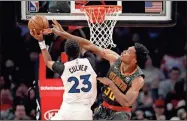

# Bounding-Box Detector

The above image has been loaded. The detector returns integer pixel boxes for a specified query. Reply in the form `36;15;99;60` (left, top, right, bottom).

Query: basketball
28;15;49;34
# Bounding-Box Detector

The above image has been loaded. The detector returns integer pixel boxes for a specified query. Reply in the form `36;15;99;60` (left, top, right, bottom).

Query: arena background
0;1;187;120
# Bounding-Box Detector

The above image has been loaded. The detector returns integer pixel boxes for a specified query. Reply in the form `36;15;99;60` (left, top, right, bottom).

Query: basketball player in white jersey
30;29;97;120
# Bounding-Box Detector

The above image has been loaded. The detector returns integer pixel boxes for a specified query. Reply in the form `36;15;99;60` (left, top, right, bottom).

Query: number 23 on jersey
68;74;92;93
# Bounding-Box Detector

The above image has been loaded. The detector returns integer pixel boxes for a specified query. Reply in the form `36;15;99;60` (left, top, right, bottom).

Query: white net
81;5;121;49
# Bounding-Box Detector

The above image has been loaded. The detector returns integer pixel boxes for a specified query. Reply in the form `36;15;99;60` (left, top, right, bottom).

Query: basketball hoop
81;5;122;49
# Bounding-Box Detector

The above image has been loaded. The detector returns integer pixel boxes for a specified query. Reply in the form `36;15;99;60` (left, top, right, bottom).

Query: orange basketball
28;15;49;34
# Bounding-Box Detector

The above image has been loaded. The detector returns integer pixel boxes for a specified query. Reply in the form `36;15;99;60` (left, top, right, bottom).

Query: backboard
21;1;176;27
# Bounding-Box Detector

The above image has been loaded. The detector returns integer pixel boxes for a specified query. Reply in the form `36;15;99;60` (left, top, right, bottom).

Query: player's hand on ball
43;28;52;35
97;77;113;86
51;27;63;36
30;29;43;41
51;19;65;36
52;19;64;32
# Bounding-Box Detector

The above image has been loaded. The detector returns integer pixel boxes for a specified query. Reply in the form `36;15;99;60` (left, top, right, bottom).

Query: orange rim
81;5;122;11
81;5;121;23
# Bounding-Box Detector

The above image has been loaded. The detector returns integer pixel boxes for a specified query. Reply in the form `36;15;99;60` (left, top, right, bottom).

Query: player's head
121;43;149;67
64;40;80;59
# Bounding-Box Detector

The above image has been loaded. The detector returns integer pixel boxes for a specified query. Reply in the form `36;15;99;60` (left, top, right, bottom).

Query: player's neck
120;62;137;76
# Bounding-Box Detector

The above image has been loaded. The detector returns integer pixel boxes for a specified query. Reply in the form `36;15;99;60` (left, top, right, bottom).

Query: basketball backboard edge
18;1;177;27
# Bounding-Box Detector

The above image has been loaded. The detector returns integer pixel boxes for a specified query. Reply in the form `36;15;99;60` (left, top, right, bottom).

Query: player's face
121;46;137;64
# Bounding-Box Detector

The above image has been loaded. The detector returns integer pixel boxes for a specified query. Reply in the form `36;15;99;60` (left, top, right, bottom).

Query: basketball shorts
93;105;131;120
50;102;93;120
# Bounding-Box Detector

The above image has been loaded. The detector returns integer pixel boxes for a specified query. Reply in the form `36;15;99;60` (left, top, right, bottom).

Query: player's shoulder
134;76;144;83
52;61;65;75
76;58;91;65
136;76;144;82
131;76;144;90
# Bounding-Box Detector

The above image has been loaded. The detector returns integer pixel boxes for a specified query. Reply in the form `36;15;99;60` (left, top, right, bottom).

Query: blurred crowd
0;2;187;120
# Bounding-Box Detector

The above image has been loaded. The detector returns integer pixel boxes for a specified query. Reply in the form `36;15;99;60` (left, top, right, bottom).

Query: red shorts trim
102;101;131;112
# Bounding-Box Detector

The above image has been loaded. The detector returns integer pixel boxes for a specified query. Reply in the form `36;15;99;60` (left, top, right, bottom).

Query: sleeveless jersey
102;58;144;106
61;58;97;106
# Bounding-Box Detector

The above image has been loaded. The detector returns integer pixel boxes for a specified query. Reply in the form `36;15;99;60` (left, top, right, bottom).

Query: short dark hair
134;43;149;68
13;102;25;113
169;66;181;74
64;40;80;58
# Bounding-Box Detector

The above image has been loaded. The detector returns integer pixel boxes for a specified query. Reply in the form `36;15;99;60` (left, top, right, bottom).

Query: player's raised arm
97;77;144;107
30;29;64;74
51;19;119;64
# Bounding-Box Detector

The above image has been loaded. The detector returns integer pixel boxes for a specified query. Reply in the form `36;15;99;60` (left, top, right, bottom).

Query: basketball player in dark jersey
51;20;149;120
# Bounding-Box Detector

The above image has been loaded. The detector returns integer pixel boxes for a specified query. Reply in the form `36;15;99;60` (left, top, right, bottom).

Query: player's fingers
52;19;56;24
52;19;59;26
32;29;37;36
51;28;59;35
57;22;62;28
52;19;63;31
52;27;60;34
97;77;110;85
103;77;110;81
52;24;55;27
52;19;60;28
53;19;61;26
98;80;106;85
52;24;60;30
52;24;58;29
43;28;52;35
51;28;55;32
33;29;38;36
97;77;104;82
39;30;43;36
59;26;64;31
55;20;62;29
30;29;34;36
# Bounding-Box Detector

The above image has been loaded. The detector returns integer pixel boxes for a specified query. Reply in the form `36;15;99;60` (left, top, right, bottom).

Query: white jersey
61;58;97;106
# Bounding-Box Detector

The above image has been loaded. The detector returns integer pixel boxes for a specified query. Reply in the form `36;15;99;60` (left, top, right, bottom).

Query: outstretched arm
51;20;120;64
30;29;64;74
97;76;144;107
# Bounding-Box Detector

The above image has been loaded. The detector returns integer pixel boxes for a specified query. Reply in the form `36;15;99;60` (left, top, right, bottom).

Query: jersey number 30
68;74;92;93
